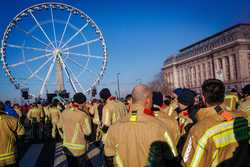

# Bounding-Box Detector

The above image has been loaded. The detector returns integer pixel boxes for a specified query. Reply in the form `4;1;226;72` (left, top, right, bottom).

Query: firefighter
27;103;44;140
223;88;239;112
152;91;180;145
182;79;250;167
99;88;127;141
0;101;25;167
125;94;132;112
104;84;177;167
48;100;62;139
240;84;250;113
59;93;91;167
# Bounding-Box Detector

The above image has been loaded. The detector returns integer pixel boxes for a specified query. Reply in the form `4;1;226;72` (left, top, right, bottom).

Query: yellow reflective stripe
213;126;249;148
63;142;85;150
103;108;110;126
211;150;219;167
84;118;91;135
163;131;178;157
115;144;124;167
190;117;250;167
168;106;173;116
71;123;80;144
0;152;15;161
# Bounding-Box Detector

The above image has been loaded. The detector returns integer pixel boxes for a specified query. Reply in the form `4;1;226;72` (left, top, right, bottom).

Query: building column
206;62;210;79
195;65;200;87
182;68;186;88
200;63;205;83
229;55;235;81
173;64;179;89
222;57;227;82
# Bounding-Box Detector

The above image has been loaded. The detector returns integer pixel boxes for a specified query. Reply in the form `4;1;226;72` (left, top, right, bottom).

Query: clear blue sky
0;0;250;102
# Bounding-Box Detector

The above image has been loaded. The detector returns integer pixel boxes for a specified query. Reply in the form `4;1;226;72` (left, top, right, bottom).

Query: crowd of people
0;79;249;167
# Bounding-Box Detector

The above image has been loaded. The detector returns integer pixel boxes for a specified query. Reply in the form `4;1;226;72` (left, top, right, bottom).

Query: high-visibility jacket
102;97;127;128
27;107;44;122
0;112;25;166
223;94;239;112
60;107;91;156
104;104;177;167
182;107;249;167
240;96;250;113
153;105;180;144
48;107;61;124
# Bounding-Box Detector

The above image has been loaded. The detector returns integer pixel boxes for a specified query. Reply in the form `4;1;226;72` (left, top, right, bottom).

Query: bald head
132;84;152;104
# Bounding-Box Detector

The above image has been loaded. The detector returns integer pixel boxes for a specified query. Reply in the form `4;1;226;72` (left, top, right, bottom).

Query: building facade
162;24;250;92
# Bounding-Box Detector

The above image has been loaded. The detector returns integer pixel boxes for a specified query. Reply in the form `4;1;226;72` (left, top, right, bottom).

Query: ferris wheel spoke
61;22;89;49
60;56;86;92
9;52;52;68
16;26;52;49
39;57;56;96
58;12;72;47
50;7;57;47
7;44;51;52
29;11;56;48
62;38;99;51
66;56;99;79
64;51;103;59
26;56;53;81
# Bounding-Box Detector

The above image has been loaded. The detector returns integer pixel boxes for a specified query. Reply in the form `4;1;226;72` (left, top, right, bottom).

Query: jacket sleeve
104;127;116;157
16;120;25;136
181;131;196;167
102;106;111;127
82;114;92;136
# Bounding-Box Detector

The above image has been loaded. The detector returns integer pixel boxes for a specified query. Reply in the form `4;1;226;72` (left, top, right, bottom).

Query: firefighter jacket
182;106;250;167
27;107;44;122
48;107;61;124
0;111;25;166
104;104;177;167
60;106;91;156
239;96;250;113
102;97;127;128
223;94;239;112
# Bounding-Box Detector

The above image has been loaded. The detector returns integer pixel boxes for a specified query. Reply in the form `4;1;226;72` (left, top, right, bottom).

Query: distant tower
54;49;65;92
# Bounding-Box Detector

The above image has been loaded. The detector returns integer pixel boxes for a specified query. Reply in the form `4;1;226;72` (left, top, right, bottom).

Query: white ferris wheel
1;2;108;98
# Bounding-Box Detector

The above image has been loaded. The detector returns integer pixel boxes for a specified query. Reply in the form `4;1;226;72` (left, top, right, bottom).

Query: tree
148;71;172;95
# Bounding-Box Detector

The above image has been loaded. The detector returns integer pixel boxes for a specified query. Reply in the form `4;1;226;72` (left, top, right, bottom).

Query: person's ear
145;98;150;104
202;95;206;104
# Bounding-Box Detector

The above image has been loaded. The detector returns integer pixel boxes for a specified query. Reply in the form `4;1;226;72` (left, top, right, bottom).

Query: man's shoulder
0;113;18;123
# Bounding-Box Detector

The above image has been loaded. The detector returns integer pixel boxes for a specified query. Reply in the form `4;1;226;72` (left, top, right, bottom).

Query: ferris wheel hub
53;48;62;57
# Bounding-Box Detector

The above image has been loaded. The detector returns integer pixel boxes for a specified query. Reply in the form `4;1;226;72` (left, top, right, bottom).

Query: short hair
132;84;152;103
73;92;87;104
99;88;111;101
152;92;163;106
242;84;250;96
202;79;225;105
125;94;132;101
0;101;4;111
164;95;172;106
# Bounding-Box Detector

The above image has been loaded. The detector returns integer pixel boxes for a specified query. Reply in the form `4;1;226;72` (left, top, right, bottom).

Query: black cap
152;91;164;106
177;89;196;106
99;88;111;100
242;84;250;96
73;92;86;104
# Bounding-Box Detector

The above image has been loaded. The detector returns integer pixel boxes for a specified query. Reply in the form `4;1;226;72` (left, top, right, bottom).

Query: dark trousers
66;154;86;167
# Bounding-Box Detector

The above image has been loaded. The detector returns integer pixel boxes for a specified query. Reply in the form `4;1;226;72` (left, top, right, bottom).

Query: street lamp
116;73;121;99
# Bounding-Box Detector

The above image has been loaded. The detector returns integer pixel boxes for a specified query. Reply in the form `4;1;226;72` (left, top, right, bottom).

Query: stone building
162;23;250;92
